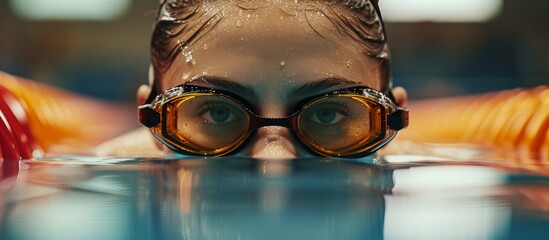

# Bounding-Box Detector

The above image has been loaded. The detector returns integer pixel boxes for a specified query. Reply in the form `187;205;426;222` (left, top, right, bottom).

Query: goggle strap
388;108;409;131
144;83;159;105
138;104;161;128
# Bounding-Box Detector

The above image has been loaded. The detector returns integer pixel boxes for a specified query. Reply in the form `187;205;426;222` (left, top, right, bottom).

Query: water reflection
1;158;393;240
139;158;392;240
0;156;549;240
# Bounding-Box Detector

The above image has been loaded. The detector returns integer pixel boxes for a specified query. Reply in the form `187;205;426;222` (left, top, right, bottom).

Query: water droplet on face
178;40;194;64
203;44;208;50
280;61;286;67
183;49;193;63
182;72;191;80
184;52;193;63
236;20;242;27
240;37;245;41
346;61;352;67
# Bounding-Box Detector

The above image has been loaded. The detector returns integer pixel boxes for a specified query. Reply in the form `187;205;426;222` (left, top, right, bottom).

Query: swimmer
0;0;408;161
109;0;409;159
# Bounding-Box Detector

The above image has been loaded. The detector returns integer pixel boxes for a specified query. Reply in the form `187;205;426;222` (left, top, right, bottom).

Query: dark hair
149;0;390;100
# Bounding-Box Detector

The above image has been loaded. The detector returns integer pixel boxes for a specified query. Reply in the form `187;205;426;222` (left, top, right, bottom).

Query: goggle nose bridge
247;111;299;130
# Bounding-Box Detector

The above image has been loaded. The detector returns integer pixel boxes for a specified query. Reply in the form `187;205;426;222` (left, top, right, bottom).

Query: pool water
1;155;548;240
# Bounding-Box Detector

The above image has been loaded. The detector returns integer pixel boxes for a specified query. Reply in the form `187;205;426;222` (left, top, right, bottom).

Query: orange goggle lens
159;94;251;155
297;96;385;156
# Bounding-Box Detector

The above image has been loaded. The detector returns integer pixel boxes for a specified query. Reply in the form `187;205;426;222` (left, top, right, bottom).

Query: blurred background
0;0;547;101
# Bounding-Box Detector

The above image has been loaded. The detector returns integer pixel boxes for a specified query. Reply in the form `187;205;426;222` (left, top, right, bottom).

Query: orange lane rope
399;86;549;162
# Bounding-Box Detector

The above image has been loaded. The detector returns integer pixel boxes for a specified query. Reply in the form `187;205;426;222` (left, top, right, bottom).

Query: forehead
162;1;383;101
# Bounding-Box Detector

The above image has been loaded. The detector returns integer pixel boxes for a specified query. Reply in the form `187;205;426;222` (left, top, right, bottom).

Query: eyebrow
184;76;259;101
184;76;361;111
189;76;358;96
289;77;360;97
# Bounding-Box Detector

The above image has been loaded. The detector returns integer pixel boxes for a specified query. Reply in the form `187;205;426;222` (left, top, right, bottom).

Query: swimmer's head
149;0;390;94
139;0;408;159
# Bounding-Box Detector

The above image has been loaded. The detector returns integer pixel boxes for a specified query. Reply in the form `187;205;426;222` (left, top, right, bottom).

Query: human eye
306;102;350;126
298;96;374;152
176;96;250;150
198;101;241;125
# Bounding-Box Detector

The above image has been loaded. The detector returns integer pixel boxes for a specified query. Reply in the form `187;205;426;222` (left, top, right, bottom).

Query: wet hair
149;0;390;101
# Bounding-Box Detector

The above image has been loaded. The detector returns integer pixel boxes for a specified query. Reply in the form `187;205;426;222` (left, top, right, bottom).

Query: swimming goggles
139;84;408;158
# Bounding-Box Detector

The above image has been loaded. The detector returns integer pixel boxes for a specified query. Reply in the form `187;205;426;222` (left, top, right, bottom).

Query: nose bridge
247;125;300;159
242;92;303;159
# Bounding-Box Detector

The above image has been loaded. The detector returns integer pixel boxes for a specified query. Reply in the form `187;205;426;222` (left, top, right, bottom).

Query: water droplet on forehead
280;61;286;67
182;72;191;80
236;20;242;27
184;51;193;63
177;40;194;64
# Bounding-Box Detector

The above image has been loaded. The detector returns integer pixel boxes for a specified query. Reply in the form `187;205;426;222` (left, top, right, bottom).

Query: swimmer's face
141;0;407;159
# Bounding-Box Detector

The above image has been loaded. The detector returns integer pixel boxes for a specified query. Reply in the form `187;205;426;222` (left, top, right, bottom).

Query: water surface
1;155;548;240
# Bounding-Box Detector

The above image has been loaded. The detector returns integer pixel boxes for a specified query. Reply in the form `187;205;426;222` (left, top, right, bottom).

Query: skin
137;0;407;159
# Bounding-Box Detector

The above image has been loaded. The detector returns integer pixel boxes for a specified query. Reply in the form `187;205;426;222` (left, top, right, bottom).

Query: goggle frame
139;85;408;158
